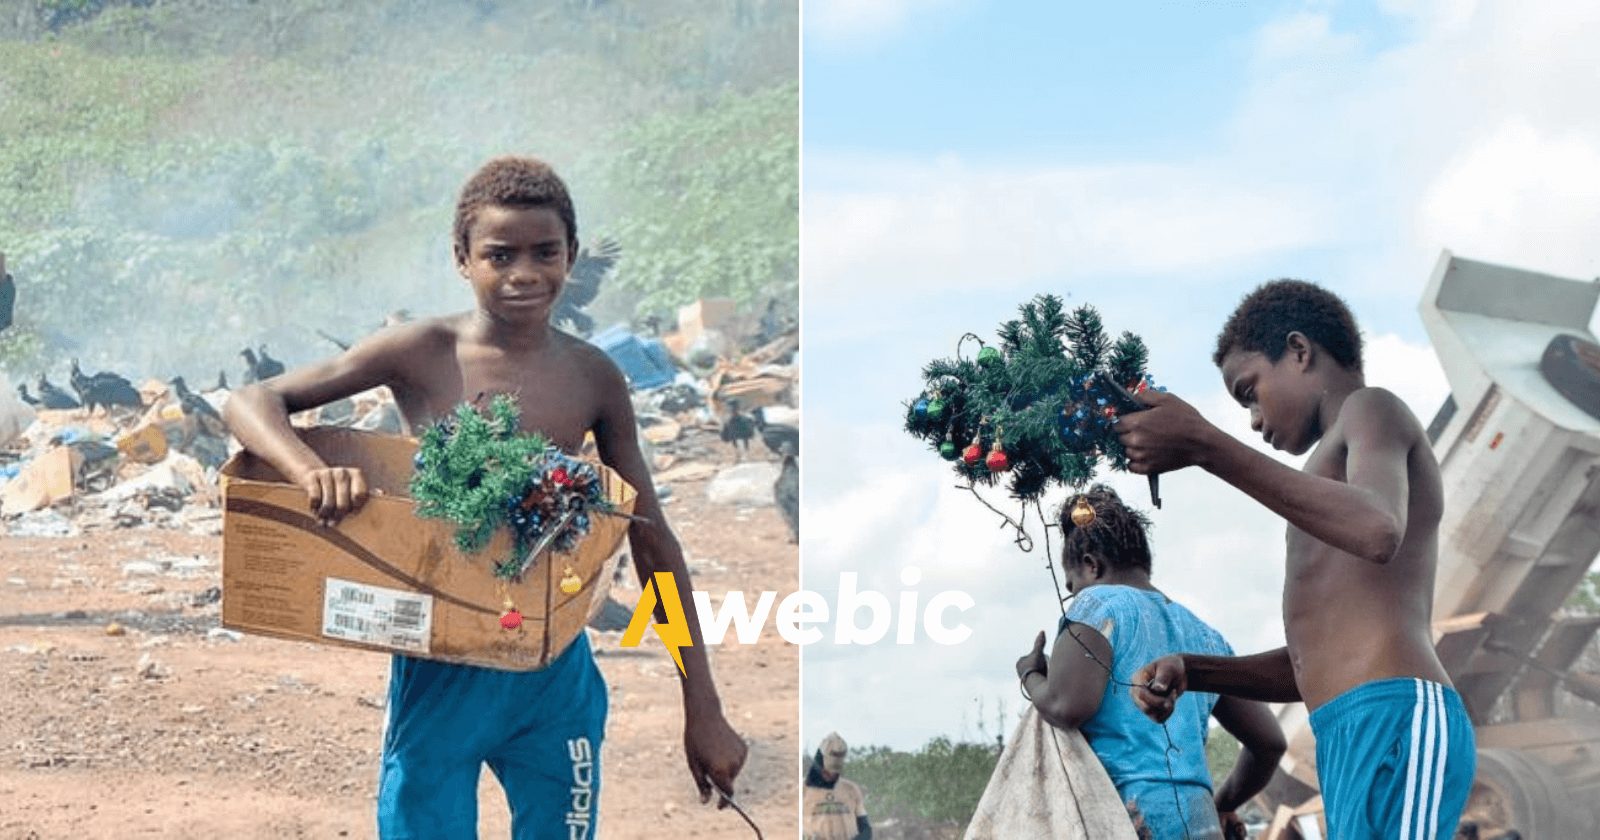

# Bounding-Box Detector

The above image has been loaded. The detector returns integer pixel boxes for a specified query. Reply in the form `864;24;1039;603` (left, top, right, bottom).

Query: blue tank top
1060;584;1234;838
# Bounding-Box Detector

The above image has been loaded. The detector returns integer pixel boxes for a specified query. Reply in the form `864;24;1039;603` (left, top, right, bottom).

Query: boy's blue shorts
1309;677;1475;840
376;633;609;840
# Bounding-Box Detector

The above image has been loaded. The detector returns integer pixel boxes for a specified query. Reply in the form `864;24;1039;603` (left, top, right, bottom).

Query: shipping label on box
322;577;434;653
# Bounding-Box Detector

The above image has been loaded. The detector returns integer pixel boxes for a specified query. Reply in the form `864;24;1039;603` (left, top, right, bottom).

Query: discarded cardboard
676;297;736;343
640;416;681;445
116;423;170;464
0;446;82;515
220;427;637;671
708;364;792;412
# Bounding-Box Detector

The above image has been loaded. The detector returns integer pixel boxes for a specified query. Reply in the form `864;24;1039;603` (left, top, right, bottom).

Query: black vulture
240;348;259;384
751;406;798;458
554;236;620;338
775;442;798;543
35;374;81;410
68;358;141;412
719;399;757;461
255;346;286;379
0;271;14;332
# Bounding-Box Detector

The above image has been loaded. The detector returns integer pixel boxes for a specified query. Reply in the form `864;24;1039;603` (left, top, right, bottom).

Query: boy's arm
1210;694;1287;815
1130;648;1301;722
1015;625;1111;730
222;327;412;523
589;355;747;804
1118;388;1414;565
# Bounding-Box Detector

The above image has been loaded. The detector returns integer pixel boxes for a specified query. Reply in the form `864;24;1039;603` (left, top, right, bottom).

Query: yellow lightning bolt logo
620;572;692;676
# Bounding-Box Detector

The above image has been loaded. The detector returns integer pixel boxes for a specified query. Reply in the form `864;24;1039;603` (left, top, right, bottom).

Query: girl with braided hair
1014;485;1285;839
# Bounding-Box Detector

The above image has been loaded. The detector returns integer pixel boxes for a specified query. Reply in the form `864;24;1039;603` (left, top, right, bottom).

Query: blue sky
801;0;1600;752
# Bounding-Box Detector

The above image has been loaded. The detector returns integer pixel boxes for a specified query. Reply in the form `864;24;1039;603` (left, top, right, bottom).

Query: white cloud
1417;121;1600;281
1364;332;1450;417
804;160;1330;301
804;0;959;46
1254;12;1360;66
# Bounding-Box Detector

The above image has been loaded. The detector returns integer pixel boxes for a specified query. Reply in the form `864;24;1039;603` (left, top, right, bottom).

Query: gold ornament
1070;497;1096;528
559;565;583;595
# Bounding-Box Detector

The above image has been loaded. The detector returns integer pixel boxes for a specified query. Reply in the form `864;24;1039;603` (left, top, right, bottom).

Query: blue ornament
913;397;929;419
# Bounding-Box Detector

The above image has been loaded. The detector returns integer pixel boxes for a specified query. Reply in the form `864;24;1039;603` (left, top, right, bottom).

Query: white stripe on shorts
1426;682;1448;840
1398;678;1424;840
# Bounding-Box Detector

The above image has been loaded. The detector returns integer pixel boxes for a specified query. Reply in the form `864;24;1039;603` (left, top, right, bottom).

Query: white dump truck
1262;251;1600;840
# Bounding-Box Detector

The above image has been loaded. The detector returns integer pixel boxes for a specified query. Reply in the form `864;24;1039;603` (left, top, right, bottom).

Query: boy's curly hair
453;156;578;256
1212;279;1363;371
1058;484;1152;574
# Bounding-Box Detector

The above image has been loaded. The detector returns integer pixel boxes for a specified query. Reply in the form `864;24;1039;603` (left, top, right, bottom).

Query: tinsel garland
409;394;612;580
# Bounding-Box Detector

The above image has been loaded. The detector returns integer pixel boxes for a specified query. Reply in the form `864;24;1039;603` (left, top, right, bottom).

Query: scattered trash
0;447;82;515
706;463;781;507
592;324;678;390
206;628;243;643
5;508;80;537
122;560;166;576
135;653;168;680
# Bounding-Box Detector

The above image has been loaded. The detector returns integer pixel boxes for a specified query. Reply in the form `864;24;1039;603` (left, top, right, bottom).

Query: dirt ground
0;429;799;839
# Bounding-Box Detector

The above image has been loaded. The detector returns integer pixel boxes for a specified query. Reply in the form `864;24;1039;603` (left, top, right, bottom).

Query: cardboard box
220;427;637;671
0;446;81;514
676;297;737;342
115;422;170;464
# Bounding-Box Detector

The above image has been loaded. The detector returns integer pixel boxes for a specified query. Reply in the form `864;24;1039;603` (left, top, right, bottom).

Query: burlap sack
963;707;1140;840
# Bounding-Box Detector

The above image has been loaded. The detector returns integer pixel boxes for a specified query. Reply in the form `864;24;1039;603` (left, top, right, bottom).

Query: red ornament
986;448;1010;472
962;443;983;466
1102;406;1117;419
499;609;523;630
551;467;571;487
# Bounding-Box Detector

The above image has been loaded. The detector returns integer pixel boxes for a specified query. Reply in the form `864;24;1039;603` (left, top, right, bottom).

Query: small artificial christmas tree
904;295;1157;503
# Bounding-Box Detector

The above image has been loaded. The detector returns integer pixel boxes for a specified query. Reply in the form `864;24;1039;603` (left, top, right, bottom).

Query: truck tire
1540;333;1600;421
1460;748;1582;838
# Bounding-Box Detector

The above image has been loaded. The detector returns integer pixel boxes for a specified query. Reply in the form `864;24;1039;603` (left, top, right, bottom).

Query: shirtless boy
1114;280;1474;838
225;156;746;839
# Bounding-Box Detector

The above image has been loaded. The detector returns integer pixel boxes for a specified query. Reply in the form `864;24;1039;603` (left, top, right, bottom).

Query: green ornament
977;346;1001;365
939;440;959;460
927;398;947;422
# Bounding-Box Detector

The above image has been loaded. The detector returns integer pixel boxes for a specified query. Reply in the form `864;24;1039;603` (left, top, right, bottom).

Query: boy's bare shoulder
373;314;462;352
1339;386;1424;442
554;330;628;387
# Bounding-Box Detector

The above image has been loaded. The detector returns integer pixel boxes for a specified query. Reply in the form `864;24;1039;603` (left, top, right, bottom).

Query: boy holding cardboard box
224;156;747;839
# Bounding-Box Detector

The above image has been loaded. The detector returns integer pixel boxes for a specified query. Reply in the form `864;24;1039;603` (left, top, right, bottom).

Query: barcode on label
333;613;373;634
391;599;423;631
338;586;376;606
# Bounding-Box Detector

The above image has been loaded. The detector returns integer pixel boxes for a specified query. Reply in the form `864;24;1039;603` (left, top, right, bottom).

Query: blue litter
589;324;677;391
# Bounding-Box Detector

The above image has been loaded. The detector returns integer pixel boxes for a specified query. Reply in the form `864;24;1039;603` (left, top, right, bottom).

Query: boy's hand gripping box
219;427;637;670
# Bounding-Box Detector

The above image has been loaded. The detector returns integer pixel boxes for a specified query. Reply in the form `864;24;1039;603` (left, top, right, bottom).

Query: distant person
1;258;15;332
1117;280;1475;838
804;731;872;840
1015;485;1284;839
